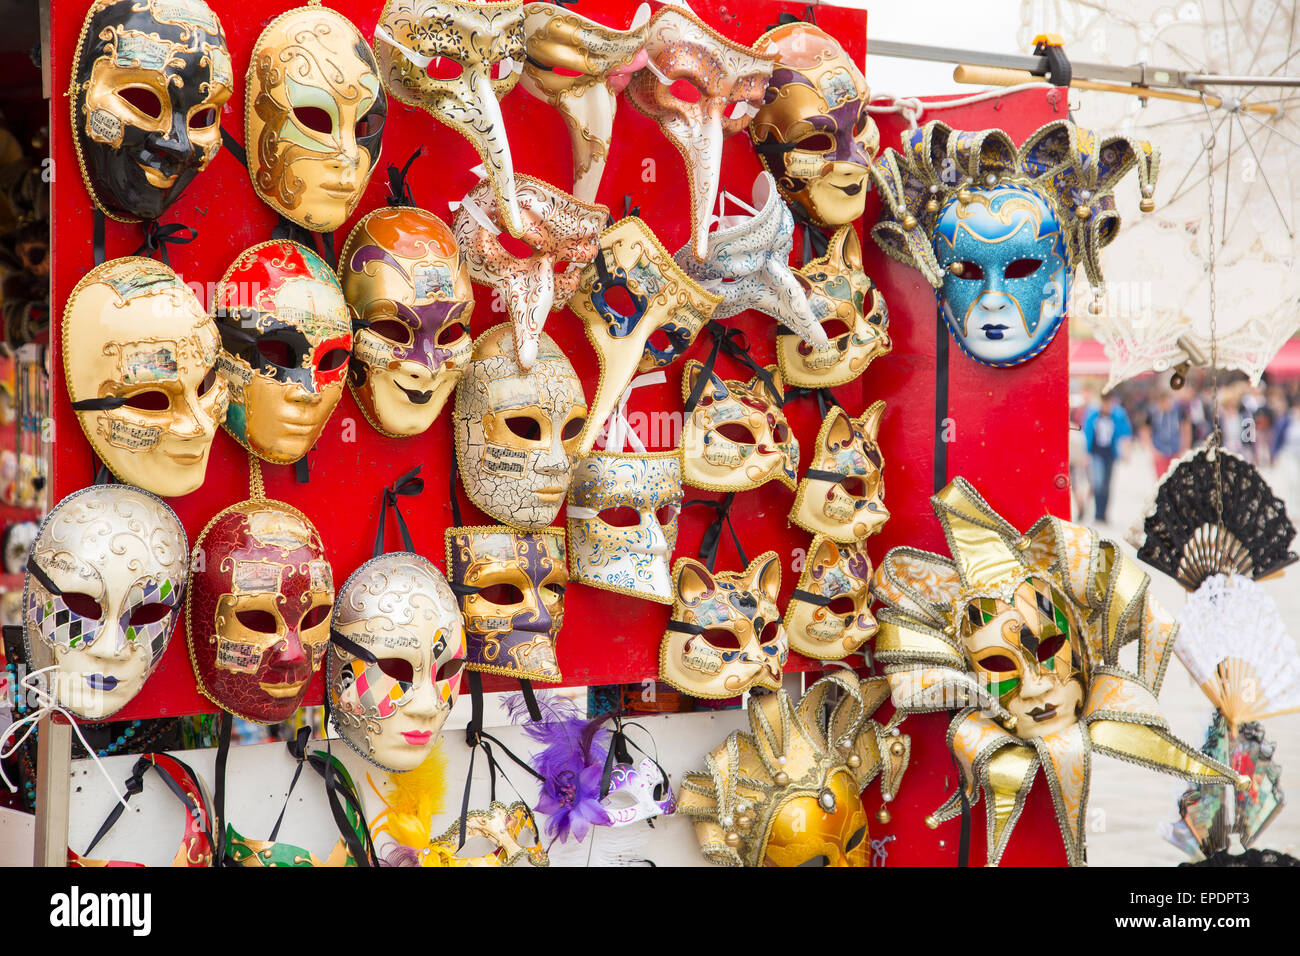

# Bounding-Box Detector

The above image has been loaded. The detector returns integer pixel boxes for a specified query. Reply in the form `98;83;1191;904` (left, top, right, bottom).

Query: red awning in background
1069;338;1300;377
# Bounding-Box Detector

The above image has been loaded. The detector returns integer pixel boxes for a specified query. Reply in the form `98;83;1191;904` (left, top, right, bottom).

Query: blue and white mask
933;184;1067;367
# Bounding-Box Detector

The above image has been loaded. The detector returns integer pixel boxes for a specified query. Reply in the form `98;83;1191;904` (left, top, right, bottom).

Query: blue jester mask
932;185;1067;367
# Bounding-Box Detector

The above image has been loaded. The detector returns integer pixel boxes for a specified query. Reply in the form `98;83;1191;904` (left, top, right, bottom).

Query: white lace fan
1175;574;1300;733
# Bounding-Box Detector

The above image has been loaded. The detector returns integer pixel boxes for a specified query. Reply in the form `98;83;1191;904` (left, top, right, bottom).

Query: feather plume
367;741;450;858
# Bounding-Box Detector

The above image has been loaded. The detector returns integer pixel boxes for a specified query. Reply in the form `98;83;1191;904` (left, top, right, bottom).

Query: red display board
49;0;1071;864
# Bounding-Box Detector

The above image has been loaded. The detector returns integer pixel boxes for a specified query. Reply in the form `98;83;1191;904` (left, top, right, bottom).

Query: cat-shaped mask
790;402;888;543
681;360;798;493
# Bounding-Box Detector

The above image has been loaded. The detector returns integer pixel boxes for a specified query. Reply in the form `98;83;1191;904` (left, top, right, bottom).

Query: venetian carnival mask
603;757;676;827
790;402;888;543
776;226;891;389
70;0;232;222
246;4;386;232
519;3;650;202
187;496;334;724
660;552;787;699
3;522;37;576
452;173;607;369
566;450;681;604
214;241;352;465
679;672;910;867
750;22;877;227
871;120;1158;368
784;534;877;661
374;0;527;235
64;258;228;498
675;173;826;351
681;360;798;493
453;324;588;529
626;4;775;258
339;205;475;437
445;527;565;682
24;486;187;720
329;554;467;772
423;801;549;867
568;216;721;455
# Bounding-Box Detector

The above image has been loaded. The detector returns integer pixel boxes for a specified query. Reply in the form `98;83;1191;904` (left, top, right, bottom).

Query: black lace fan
1133;447;1297;590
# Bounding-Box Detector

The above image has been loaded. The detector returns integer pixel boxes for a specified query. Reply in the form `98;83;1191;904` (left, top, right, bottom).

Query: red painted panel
49;0;1069;864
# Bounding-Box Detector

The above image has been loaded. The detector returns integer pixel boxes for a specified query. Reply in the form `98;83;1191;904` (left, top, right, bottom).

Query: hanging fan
1129;446;1297;591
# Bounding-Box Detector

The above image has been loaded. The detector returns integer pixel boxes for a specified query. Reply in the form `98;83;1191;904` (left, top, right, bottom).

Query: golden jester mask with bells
519;2;650;203
568;215;721;457
339;204;475;437
246;4;387;232
660;552;788;700
871;120;1158;368
373;0;528;236
566;450;681;604
64;258;228;498
23;486;188;720
873;478;1246;866
329;552;466;772
784;534;877;661
626;4;775;259
453;324;588;530
678;672;910;866
70;0;232;223
213;240;352;465
776;225;891;390
749;21;878;227
452;172;607;370
790;401;889;543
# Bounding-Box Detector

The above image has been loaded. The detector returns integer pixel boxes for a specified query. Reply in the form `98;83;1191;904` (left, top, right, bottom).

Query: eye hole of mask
122;390;170;412
477;583;524;606
715;422;756;445
1004;258;1042;279
550;64;584;78
561;417;586;441
292;106;333;135
668;78;703;103
853;109;870;136
198;367;219;397
127;602;172;627
597;506;642;528
798;132;835;153
425;56;464;80
236;609;278;634
542;582;564;603
552;260;571;275
952;261;985;280
759;620;781;645
655;504;678;526
368;319;413;346
700;628;740;650
436;658;465;682
1036;632;1067;661
454;835;499;858
256;340;293;368
647;328;673;353
772;421;790;443
514;821;538;847
355;110;385;140
377;656;413;684
299;605;331;630
826;596;856;616
436;322;468;345
317;349;350;373
601;284;637;317
845;825;867;852
821;318;851;339
495;231;534;259
188;107;217;130
491;58;517;81
118;86;162;119
839;476;867;498
506;416;542;441
797;854;831;867
63;592;103;621
979;654;1018;673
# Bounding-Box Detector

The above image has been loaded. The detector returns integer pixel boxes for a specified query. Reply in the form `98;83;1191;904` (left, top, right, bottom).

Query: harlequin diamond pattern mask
790;402;888;543
445;527;565;682
519;2;650;202
187;497;334;724
681;360;798;493
452;173;607;369
339;205;474;437
329;554;467;772
374;0;527;235
777;225;890;390
64;257;228;498
660;552;787;699
750;22;877;227
566;450;681;604
246;4;386;232
453;324;588;530
71;0;233;222
626;4;774;258
24;486;188;720
214;241;352;465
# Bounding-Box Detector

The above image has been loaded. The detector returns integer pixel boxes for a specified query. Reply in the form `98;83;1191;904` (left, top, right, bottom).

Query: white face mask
566;450;681;604
602;756;676;826
675;173;827;350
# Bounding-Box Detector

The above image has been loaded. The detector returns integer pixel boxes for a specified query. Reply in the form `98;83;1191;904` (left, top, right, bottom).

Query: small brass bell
925;198;939;214
948;261;965;277
924;815;939;829
877;806;891;824
902;214;918;230
957;187;972;204
1140;197;1156;212
737;814;752;829
725;831;741;848
1015;535;1031;550
1075;204;1091;219
847;754;862;769
890;740;905;757
774;771;790;787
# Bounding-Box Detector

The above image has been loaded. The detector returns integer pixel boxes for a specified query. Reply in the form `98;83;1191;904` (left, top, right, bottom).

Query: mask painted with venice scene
784;534;877;661
790;402;889;543
70;0;233;222
681;360;798;493
339;205;475;437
